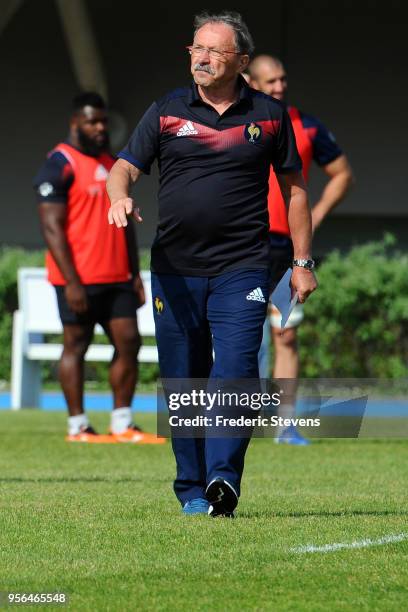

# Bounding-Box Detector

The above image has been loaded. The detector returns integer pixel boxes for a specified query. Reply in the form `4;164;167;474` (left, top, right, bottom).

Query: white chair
11;268;158;409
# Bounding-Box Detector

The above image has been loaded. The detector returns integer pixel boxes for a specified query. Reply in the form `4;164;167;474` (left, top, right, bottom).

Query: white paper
271;268;298;329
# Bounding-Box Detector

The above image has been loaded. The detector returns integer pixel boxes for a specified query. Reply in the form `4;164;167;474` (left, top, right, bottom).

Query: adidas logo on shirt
246;287;266;303
176;121;199;137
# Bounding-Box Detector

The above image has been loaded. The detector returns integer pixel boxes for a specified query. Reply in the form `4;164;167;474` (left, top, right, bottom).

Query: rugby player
248;55;354;444
35;92;163;444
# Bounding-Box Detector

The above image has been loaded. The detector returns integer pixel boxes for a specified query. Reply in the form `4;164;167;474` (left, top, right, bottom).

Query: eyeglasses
186;45;242;59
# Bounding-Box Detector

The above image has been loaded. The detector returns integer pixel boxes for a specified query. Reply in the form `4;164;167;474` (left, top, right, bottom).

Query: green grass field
0;410;407;611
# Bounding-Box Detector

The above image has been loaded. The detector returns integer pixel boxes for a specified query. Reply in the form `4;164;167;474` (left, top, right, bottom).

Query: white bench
11;268;158;409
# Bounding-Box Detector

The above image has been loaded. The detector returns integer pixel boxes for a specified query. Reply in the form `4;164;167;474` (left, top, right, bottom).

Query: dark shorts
55;281;139;326
269;232;293;286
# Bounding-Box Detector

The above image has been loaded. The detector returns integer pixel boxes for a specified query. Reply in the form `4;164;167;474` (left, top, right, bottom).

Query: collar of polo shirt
188;74;251;107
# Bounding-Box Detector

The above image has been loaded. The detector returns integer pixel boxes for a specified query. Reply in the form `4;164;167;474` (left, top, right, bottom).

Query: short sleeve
271;107;302;174
33;151;74;203
118;102;160;175
299;112;343;166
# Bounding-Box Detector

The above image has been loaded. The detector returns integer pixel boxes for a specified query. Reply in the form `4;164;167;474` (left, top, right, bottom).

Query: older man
107;12;317;516
248;55;353;444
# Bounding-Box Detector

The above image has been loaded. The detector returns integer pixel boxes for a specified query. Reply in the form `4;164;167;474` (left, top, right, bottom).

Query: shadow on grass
0;476;169;483
239;509;408;519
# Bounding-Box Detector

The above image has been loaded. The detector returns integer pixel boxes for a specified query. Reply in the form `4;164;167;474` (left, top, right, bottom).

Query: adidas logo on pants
246;287;266;303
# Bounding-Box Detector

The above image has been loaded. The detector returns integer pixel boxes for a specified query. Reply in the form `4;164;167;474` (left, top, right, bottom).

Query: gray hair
193;11;255;56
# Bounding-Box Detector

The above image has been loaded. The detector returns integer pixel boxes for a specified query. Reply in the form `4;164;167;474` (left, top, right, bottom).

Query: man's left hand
133;273;146;307
291;267;318;303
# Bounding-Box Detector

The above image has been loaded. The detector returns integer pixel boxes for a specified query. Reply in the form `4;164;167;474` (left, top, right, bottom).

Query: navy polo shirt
119;77;302;276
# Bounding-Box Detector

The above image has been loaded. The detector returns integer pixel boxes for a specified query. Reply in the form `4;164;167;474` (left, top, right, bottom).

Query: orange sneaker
66;426;117;443
110;424;166;444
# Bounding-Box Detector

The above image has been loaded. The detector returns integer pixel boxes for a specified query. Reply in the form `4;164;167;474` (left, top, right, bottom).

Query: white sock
111;407;132;434
276;404;296;436
68;413;89;435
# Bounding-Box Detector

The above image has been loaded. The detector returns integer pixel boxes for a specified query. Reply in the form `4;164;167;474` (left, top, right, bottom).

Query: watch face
293;259;315;270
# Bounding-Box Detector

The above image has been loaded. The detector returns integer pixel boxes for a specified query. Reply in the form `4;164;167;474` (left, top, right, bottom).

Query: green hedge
298;234;408;377
0;236;407;386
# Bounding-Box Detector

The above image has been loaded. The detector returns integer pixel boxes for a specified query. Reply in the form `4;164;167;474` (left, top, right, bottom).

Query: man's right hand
65;280;88;313
108;198;143;228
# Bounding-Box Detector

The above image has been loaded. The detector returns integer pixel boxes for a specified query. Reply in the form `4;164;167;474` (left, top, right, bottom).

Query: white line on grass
291;532;408;554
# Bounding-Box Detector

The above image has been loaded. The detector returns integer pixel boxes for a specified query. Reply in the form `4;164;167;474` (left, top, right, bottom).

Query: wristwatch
293;258;315;270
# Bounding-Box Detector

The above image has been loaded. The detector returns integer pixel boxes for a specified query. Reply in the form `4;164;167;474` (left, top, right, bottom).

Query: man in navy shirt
107;11;317;517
